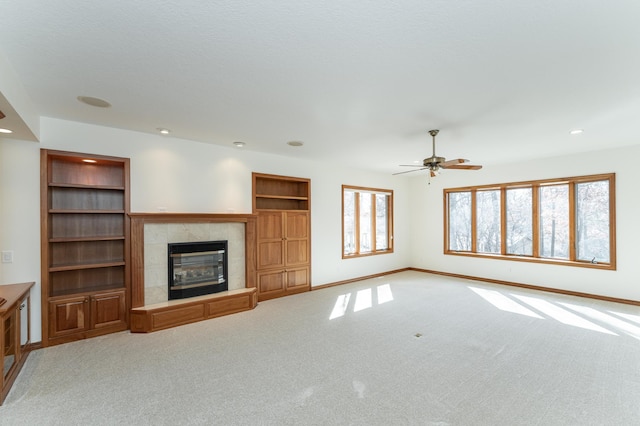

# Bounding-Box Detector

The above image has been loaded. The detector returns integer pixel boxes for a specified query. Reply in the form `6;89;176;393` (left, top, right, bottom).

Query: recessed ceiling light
287;140;304;147
570;129;584;135
77;96;111;108
157;128;171;135
0;128;13;134
233;141;246;148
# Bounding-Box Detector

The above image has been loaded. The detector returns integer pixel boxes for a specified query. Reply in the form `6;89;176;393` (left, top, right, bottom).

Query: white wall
410;144;640;302
4;117;638;344
0;117;411;342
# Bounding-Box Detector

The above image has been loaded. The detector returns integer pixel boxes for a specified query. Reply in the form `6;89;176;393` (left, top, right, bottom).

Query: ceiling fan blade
440;158;469;167
392;167;428;175
398;164;426;167
442;164;483;170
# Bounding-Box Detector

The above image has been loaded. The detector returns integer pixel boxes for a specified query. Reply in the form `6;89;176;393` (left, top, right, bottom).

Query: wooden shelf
49;261;126;272
49;209;126;214
252;173;310;211
256;194;308;200
49;236;125;243
41;149;130;347
48;285;126;299
49;183;125;190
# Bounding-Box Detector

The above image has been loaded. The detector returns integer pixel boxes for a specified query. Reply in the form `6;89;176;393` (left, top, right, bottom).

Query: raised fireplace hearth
168;240;228;300
129;213;259;333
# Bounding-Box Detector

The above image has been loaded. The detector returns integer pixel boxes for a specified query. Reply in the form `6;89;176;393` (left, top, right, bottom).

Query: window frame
443;173;616;270
342;185;394;258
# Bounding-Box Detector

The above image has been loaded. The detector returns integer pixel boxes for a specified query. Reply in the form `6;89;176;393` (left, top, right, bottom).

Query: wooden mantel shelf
130;288;257;333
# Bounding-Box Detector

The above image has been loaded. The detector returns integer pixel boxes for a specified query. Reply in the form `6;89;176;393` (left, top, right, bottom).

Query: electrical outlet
1;250;14;263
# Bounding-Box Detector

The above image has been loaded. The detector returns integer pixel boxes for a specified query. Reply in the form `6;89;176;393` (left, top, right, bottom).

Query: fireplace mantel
129;213;258;332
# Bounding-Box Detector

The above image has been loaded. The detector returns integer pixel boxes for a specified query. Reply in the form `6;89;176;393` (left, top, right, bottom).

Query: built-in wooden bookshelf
253;173;310;211
252;173;311;301
40;150;130;346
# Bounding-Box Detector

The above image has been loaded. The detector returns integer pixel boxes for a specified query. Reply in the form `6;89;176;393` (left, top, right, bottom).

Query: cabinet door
49;296;88;338
285;267;310;292
257;212;285;269
256;270;286;300
91;291;126;329
284;212;309;266
2;309;17;380
19;296;29;349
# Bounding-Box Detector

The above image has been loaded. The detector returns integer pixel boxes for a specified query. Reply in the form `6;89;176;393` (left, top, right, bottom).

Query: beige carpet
1;271;639;425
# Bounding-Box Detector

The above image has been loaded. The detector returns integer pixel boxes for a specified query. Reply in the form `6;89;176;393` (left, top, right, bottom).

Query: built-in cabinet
40;150;130;346
253;173;311;301
1;282;34;405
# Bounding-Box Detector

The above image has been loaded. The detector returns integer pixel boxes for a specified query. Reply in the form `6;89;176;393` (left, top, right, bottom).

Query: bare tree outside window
444;174;614;269
342;186;393;258
343;190;355;255
359;193;372;253
577;180;610;263
448;191;471;251
506;187;532;255
375;194;388;250
476;190;501;253
539;184;569;259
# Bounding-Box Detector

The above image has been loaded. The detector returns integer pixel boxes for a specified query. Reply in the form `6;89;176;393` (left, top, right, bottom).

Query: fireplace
168;240;228;300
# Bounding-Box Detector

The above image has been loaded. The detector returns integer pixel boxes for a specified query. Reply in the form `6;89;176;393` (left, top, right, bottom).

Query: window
343;185;393;257
445;174;615;269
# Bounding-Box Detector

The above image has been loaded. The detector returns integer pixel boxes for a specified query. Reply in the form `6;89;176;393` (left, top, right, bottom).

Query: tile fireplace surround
129;214;258;332
144;223;243;305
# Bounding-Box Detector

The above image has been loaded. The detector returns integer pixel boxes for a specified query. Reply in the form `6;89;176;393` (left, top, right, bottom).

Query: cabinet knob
19;303;26;310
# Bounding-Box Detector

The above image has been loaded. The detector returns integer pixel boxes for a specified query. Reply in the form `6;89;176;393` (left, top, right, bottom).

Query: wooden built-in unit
40;150;130;347
253;173;311;301
1;282;34;405
128;213;258;332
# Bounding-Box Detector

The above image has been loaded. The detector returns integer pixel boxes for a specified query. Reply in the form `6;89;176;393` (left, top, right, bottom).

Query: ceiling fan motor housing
424;156;445;168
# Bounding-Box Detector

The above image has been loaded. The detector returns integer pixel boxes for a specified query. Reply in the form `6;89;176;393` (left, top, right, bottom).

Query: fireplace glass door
168;241;228;300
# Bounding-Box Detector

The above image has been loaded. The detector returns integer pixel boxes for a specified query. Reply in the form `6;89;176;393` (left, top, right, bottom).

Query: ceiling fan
393;129;482;177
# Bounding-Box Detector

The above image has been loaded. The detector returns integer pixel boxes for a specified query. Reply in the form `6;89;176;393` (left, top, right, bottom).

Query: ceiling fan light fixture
392;129;482;177
233;141;246;148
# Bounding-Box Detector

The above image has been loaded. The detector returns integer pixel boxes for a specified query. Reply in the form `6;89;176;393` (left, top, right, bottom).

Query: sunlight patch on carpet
354;288;372;312
329;293;352;319
377;283;393;304
609;311;640;325
469;286;543;318
561;303;640;341
514;295;617;335
329;284;395;319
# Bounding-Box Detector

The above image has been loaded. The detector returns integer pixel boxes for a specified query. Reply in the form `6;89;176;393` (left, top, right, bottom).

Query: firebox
168;240;228;300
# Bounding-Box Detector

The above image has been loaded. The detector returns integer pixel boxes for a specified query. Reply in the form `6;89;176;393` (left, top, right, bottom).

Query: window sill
445;251;615;270
343;249;394;259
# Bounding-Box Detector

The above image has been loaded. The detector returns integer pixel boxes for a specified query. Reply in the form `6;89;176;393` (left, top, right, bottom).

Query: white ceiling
1;1;640;174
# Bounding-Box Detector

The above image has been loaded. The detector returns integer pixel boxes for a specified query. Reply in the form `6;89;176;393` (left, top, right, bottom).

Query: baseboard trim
28;342;43;351
312;268;411;291
410;267;640;306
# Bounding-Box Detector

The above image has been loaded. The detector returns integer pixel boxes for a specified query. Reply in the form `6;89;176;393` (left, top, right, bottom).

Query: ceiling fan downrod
429;129;439;157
